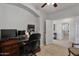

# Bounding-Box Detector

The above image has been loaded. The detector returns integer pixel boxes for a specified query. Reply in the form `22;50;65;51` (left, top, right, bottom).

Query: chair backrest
29;33;41;41
28;33;41;50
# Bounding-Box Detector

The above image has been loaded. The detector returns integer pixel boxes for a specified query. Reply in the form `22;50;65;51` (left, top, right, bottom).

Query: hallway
53;32;71;48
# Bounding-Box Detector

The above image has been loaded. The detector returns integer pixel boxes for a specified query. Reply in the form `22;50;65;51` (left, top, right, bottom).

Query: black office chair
24;33;41;56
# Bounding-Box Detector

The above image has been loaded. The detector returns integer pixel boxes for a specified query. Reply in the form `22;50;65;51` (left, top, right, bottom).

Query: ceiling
28;3;78;14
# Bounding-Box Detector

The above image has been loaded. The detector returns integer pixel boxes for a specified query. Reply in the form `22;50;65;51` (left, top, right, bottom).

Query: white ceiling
28;3;78;14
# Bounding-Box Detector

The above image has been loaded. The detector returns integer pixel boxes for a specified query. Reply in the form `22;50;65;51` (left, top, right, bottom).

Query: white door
46;20;53;45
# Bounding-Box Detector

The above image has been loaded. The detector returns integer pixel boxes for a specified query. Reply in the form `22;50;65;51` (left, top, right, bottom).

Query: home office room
0;1;79;59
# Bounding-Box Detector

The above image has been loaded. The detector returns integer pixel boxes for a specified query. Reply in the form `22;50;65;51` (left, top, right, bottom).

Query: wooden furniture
0;38;20;56
0;34;41;56
68;43;79;56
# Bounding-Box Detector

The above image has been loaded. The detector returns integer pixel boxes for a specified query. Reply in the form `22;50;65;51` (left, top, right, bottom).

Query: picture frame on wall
27;24;35;35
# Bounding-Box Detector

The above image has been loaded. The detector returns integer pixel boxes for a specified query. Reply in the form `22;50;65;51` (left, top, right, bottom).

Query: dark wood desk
0;34;30;56
0;36;40;56
0;38;20;56
0;37;29;56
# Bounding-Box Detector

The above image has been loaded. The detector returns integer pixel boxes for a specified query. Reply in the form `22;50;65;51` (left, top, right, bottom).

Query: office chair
24;33;41;56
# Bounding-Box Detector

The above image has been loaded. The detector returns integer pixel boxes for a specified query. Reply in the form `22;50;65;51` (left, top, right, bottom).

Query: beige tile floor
37;44;69;56
36;34;73;56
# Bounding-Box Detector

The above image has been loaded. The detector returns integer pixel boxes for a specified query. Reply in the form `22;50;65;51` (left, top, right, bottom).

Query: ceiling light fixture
47;2;54;5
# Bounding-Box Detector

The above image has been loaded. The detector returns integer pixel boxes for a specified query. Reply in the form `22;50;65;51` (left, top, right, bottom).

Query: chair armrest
72;43;79;47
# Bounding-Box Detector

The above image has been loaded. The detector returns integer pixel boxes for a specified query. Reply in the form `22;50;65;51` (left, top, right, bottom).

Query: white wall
73;16;79;43
0;4;38;32
68;16;79;48
46;20;53;45
39;14;46;45
69;18;75;42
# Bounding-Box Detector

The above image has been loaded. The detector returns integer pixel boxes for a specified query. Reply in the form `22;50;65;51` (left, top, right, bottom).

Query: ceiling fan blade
41;3;47;8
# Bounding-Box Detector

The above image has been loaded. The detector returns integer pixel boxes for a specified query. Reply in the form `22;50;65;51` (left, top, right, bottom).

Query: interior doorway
62;23;69;40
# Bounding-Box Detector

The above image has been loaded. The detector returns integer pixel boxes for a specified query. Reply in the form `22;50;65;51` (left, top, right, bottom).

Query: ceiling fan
41;3;58;8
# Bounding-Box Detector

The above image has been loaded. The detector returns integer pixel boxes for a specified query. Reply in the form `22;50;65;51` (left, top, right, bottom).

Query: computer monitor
18;30;25;36
0;29;17;39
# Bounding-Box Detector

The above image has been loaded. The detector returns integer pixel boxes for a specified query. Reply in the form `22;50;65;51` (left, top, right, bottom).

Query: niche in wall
53;24;55;31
